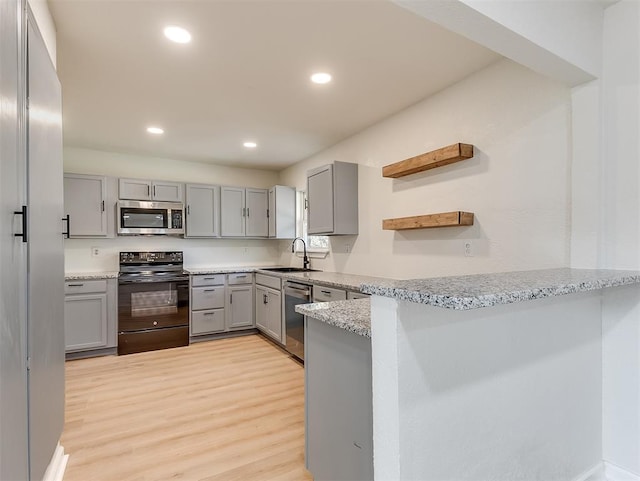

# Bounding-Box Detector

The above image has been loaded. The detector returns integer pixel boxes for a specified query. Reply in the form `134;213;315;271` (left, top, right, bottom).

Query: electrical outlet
464;241;473;257
345;243;351;253
91;247;100;257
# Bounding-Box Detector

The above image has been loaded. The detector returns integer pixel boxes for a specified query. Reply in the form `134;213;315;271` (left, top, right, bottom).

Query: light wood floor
61;335;313;481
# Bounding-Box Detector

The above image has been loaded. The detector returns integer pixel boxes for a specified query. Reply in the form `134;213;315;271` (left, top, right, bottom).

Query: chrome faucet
291;237;310;270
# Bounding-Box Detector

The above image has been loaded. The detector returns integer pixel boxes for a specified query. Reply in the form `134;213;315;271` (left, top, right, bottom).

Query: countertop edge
296;299;371;338
359;268;640;310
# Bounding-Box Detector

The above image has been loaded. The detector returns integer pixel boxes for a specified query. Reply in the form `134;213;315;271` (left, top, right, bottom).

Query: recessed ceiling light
147;126;164;135
163;26;191;44
243;141;257;149
311;72;332;84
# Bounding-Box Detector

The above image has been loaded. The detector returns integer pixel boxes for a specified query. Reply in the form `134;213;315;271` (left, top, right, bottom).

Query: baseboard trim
605;462;640;481
42;443;68;481
581;462;640;481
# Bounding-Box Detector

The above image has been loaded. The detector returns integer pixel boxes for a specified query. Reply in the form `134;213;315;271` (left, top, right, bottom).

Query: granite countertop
185;266;268;275
65;271;120;280
256;269;388;291
360;267;640;310
296;298;371;338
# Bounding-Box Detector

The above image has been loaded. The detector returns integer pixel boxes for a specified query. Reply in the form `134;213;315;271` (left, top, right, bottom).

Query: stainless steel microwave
117;200;184;235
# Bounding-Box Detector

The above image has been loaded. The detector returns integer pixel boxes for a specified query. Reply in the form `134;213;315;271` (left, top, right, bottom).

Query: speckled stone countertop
360;268;640;310
296;298;371;338
256;270;387;291
186;266;386;292
65;271;119;280
185;266;269;275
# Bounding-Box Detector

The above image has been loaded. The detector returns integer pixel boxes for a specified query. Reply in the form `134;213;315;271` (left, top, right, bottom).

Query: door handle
14;206;27;243
62;214;70;238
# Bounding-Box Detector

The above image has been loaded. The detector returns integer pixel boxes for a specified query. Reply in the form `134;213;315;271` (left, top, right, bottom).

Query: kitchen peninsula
298;268;640;481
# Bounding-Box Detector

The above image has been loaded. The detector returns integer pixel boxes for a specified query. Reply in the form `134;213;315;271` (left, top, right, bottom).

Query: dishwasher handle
284;283;311;300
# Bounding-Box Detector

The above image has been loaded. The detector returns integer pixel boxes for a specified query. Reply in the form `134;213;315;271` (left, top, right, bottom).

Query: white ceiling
49;0;501;171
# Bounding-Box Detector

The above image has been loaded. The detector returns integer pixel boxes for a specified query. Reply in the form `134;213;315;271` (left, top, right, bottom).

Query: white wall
371;292;603;480
279;59;572;279
598;1;640;476
64;147;285;272
28;0;56;67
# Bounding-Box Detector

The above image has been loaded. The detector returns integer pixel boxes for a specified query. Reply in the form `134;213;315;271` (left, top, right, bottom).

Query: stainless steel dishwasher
284;280;312;361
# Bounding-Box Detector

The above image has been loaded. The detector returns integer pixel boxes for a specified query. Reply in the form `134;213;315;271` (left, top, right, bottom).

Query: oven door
118;278;189;332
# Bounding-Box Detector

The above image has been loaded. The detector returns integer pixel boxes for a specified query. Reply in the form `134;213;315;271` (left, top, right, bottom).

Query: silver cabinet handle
203;312;215;316
204;289;216;292
62;214;70;238
153;185;156;197
321;290;332;295
147;184;150;197
247;208;250;217
263;293;268;304
67;283;84;287
187;205;190;215
230;293;233;304
101;200;105;212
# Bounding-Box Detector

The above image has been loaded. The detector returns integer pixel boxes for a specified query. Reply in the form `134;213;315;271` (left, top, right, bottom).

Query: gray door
220;187;245;237
0;0;29;479
27;16;65;481
63;174;107;236
246;188;268;237
185;184;219;237
307;165;334;234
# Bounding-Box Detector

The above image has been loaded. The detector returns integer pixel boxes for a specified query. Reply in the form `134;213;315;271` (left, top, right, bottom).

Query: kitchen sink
262;267;320;273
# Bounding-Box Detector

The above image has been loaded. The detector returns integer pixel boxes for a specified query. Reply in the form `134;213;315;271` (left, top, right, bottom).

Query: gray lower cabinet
255;285;282;342
313;285;347;303
190;275;226;336
227;273;254;330
305;316;373;481
190;273;256;337
64;279;117;353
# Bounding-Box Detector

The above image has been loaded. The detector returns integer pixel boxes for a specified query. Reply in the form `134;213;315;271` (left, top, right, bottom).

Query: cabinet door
64;293;108;351
266;289;282;342
119;178;152;200
64;174;107;236
185;184;219;237
220;187;246;237
228;285;254;330
307;165;334;234
246;188;268;237
255;286;268;332
152;181;182;202
268;188;276;238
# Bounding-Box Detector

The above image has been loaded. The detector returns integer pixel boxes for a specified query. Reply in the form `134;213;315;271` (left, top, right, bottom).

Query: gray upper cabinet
119;178;183;202
64;173;108;237
221;186;268;237
185;184;219;238
307;161;358;235
221;186;246;236
269;185;296;239
246;188;268;237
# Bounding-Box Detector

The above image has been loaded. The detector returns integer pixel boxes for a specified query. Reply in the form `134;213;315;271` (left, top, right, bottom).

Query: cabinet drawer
65;279;107;294
255;273;281;290
191;286;225;310
228;272;253;285
313;285;347;302
191;309;225;335
347;291;370;300
191;274;225;287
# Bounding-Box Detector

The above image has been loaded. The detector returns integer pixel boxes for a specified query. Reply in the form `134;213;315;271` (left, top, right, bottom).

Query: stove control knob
153;321;158;326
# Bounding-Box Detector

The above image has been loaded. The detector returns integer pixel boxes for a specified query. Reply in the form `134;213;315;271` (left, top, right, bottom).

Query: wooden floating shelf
382;143;474;178
383;211;474;231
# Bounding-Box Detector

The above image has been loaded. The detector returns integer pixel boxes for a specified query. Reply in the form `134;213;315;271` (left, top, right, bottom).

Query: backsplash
64;237;286;272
